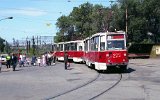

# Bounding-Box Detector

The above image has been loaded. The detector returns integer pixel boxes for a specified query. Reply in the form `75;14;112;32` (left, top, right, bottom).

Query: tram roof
56;40;83;45
64;40;83;44
91;31;125;38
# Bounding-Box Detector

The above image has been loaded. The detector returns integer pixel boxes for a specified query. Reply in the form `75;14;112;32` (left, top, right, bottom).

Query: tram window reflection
107;40;125;50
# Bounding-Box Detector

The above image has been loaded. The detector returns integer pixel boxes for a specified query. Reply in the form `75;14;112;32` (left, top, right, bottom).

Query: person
37;57;41;66
64;52;68;70
6;54;11;68
25;56;30;66
31;54;36;66
47;52;52;66
53;51;56;65
42;54;46;67
11;53;18;71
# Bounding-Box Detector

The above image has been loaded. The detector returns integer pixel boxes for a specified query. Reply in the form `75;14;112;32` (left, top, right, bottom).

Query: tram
55;40;84;62
64;40;84;62
84;31;128;70
55;42;65;61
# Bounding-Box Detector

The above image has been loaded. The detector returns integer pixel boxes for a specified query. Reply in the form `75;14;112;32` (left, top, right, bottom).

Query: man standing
12;53;18;71
53;51;56;65
64;52;68;70
6;54;11;68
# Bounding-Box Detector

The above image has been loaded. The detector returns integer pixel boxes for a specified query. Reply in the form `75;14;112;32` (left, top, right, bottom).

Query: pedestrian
53;51;56;65
6;54;11;68
64;52;68;70
31;54;36;66
11;53;18;71
42;54;46;67
47;52;52;66
37;57;41;66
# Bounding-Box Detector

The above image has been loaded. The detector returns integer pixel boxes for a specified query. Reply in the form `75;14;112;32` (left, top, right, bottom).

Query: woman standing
42;54;46;66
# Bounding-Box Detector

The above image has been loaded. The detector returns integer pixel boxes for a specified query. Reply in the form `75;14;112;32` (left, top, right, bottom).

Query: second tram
55;40;84;63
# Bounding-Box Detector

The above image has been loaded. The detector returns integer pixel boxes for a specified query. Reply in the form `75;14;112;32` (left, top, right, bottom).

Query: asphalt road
0;59;160;100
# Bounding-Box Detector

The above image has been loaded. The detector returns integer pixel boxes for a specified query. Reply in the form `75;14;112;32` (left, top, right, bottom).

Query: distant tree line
54;0;160;44
0;37;5;53
0;37;12;54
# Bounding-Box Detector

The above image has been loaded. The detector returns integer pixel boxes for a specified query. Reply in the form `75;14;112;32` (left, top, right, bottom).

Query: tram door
92;36;99;63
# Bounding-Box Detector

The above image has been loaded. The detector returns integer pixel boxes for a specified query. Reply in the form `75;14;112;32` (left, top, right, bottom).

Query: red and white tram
55;40;84;63
84;31;128;70
55;42;65;61
64;40;84;62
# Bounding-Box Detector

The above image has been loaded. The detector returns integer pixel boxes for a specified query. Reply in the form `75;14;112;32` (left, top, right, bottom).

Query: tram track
45;72;100;100
89;73;122;100
45;72;123;100
45;62;126;100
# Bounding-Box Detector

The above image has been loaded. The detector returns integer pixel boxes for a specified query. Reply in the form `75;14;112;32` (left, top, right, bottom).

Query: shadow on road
99;67;136;74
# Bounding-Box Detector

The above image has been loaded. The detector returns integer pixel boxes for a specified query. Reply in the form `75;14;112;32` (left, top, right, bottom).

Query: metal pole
125;7;128;34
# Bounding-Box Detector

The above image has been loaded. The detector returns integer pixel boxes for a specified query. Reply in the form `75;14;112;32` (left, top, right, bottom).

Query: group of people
0;53;18;72
31;52;56;67
0;51;70;73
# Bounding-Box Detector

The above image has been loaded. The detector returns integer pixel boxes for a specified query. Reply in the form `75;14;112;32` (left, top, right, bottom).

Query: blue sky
0;0;111;43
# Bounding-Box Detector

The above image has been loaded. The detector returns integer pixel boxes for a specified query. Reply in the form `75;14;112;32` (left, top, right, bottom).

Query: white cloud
0;8;47;16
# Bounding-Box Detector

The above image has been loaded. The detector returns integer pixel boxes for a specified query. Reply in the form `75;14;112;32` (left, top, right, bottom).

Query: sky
0;0;111;43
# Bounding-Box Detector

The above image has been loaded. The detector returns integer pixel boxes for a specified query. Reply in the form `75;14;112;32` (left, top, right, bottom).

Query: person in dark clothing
64;52;68;70
6;54;11;68
31;55;36;66
11;53;18;71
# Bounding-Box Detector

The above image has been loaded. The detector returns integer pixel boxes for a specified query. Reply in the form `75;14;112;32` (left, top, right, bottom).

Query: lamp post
0;17;13;21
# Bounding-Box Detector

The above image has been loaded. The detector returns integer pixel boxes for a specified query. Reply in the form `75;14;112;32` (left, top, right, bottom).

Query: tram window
94;36;99;51
91;38;94;50
79;46;82;51
107;40;125;50
84;41;88;51
59;44;63;51
100;42;105;51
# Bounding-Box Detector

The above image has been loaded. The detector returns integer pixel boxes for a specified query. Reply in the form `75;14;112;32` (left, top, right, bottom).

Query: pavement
0;59;160;100
0;62;98;100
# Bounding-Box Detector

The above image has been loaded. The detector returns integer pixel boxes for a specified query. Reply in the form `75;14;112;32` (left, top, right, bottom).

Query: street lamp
0;17;13;21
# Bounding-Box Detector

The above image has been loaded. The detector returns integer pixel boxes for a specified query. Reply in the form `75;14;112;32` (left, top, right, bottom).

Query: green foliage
55;0;160;44
0;37;5;52
128;44;154;54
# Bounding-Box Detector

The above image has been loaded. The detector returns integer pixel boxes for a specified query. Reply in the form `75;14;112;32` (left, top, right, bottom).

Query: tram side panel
66;51;74;60
56;51;64;61
94;51;128;70
73;51;84;63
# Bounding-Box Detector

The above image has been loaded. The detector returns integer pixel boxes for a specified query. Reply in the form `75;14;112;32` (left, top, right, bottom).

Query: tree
0;37;5;52
55;15;74;42
70;2;93;39
55;0;160;44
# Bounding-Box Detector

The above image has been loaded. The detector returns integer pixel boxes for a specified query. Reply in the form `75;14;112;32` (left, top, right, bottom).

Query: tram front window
107;40;125;50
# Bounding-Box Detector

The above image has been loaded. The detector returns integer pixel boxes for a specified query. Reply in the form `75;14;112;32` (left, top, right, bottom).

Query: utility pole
32;36;35;55
29;40;30;53
125;7;128;34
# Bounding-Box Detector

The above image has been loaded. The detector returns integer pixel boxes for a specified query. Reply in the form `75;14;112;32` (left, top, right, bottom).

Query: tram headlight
124;53;126;56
